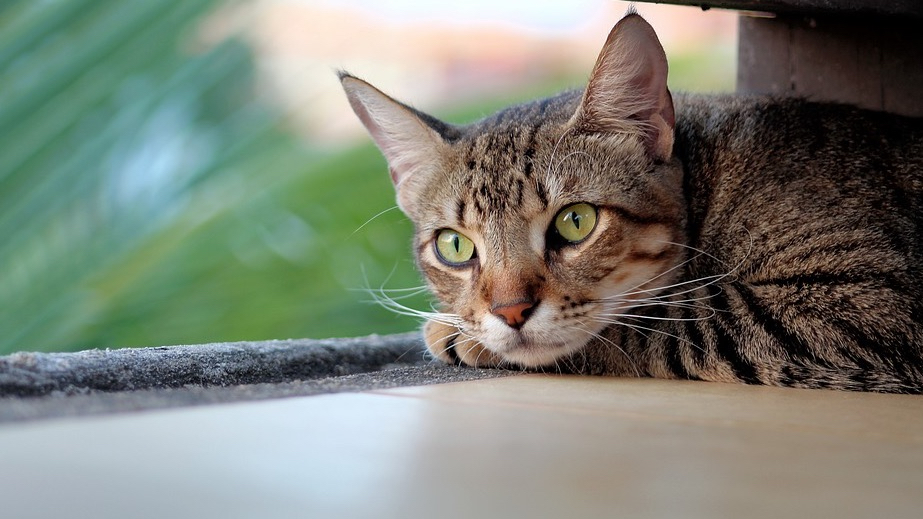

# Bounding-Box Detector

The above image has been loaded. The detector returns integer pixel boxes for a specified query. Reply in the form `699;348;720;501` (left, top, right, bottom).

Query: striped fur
341;14;923;393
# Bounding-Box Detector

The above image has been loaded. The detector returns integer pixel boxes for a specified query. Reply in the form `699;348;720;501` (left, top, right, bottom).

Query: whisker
596;228;752;321
611;299;719;313
349;205;402;238
574;323;641;377
355;286;432;303
359;285;431;293
545;130;570;177
552;150;593;175
614;251;706;298
655;240;730;268
610;271;726;300
367;291;461;326
614;301;729;317
655;228;753;274
597;316;706;353
596;309;716;322
429;332;479;366
606;289;723;307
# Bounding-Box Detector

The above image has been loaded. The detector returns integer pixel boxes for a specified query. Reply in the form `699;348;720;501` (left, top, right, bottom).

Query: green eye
553;203;598;243
435;229;476;265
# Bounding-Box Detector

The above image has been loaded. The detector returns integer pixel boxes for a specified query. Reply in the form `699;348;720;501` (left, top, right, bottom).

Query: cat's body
342;13;923;392
580;92;923;391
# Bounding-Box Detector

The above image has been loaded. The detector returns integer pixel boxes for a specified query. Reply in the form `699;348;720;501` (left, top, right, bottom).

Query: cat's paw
423;320;501;368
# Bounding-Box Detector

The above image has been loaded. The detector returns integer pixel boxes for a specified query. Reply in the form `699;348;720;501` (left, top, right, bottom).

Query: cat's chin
477;307;603;367
490;334;591;368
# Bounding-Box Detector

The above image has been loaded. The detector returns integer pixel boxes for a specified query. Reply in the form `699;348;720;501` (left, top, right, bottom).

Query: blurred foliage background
0;0;734;354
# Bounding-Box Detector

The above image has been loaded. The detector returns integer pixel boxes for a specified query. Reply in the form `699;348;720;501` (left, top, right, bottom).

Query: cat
340;12;923;393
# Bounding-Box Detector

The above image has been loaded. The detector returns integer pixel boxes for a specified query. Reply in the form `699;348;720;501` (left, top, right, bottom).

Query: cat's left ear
339;73;452;215
571;13;675;162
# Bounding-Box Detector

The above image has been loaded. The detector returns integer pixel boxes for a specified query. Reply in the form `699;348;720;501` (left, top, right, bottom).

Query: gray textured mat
0;333;515;423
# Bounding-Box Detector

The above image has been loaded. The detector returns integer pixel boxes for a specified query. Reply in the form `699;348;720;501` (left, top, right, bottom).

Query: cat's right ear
571;13;675;162
339;73;448;213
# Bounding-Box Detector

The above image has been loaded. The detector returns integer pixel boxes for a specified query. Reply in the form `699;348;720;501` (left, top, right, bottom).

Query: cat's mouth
487;331;593;368
471;302;604;367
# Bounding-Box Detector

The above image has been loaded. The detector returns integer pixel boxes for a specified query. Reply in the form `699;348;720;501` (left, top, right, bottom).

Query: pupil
572;212;581;229
452;235;460;252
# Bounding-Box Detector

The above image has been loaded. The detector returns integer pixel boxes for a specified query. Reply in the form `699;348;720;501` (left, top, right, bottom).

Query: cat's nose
491;301;536;329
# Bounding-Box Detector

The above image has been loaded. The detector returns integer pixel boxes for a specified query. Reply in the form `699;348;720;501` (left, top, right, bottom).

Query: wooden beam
643;1;923;18
737;15;923;117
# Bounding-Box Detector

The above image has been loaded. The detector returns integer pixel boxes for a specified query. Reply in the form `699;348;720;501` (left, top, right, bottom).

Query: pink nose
491;301;536;329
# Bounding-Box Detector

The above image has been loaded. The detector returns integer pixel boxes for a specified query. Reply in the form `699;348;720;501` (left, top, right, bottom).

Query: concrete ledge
0;333;516;423
0;364;512;423
0;333;426;397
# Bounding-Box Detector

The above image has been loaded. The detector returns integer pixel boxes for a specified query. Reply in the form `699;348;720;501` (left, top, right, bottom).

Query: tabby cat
340;13;923;393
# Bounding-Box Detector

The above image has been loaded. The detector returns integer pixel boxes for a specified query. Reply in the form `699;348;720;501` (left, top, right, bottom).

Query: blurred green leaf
0;0;427;353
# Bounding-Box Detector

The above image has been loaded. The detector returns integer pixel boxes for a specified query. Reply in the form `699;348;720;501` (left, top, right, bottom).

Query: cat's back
673;92;923;184
672;94;923;252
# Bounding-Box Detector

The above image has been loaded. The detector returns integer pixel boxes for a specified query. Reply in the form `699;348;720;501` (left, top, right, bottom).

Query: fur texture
341;14;923;392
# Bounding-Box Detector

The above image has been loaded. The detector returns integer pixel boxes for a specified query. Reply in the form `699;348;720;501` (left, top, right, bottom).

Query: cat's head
341;13;687;368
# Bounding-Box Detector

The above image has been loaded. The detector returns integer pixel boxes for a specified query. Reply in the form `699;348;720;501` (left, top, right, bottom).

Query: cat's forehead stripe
455;199;466;226
456;112;556;221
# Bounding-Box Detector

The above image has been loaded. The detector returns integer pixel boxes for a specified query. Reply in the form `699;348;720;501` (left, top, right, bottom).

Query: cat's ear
571;13;675;162
339;73;450;213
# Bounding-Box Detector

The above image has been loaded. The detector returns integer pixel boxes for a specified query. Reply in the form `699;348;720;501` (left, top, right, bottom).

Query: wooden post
737;14;923;117
638;1;923;117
